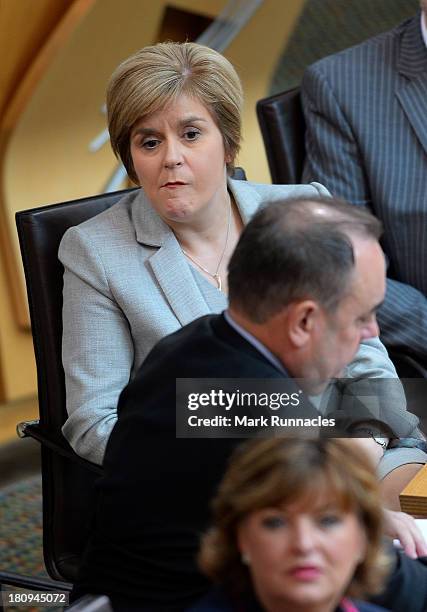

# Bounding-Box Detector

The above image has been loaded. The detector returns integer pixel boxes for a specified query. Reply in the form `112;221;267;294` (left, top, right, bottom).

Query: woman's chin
157;198;192;221
165;208;192;223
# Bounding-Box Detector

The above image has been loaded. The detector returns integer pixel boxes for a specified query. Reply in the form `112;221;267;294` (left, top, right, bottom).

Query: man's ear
288;300;322;348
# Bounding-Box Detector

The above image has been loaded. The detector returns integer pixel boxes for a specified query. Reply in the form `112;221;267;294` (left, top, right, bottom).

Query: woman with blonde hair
192;438;391;612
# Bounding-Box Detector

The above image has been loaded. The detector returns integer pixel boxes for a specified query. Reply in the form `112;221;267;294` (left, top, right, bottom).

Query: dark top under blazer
187;588;388;612
302;13;427;362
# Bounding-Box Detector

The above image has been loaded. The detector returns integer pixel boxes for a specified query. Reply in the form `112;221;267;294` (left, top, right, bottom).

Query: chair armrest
16;420;103;475
16;419;40;438
0;570;71;591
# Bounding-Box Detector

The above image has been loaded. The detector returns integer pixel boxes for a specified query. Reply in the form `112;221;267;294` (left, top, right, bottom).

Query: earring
241;553;250;565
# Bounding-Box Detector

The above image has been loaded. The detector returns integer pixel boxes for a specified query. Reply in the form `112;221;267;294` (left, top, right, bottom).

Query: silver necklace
182;201;232;291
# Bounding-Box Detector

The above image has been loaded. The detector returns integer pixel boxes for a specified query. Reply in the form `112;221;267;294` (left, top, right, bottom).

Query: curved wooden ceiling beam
0;0;74;119
0;0;96;329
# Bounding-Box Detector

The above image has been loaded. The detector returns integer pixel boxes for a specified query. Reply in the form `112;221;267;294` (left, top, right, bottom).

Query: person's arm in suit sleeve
301;63;427;363
59;225;134;465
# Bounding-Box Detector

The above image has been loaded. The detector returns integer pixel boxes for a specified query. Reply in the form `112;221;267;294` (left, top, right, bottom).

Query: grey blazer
302;12;427;362
59;178;415;465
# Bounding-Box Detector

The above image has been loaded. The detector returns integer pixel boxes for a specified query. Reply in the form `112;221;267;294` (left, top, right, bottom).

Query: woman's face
237;493;367;612
129;93;230;225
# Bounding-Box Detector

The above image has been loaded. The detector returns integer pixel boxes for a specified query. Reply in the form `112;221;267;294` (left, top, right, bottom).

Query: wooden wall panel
0;0;95;400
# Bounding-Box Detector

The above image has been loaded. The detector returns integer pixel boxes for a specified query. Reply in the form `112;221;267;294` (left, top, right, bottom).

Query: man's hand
383;509;427;558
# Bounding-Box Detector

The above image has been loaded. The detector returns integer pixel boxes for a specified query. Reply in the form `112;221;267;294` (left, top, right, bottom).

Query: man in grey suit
302;5;427;372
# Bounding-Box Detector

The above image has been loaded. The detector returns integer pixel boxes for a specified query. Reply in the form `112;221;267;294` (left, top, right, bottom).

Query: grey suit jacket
302;12;427;362
59;178;415;465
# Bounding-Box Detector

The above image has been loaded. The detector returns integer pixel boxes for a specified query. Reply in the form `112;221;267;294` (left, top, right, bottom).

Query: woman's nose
164;139;184;168
290;522;316;553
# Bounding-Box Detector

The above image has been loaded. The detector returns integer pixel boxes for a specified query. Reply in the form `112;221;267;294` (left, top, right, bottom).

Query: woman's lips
162;181;186;188
288;566;323;581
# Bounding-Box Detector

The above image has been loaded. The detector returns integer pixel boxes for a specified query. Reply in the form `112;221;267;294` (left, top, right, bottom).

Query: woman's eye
142;139;160;150
184;129;201;141
318;514;342;528
261;515;286;530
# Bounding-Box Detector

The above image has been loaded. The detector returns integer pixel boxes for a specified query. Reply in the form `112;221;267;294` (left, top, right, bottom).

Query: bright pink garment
340;599;359;612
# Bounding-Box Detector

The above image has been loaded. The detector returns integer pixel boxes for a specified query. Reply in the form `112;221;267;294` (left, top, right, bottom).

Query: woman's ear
288;300;322;348
356;529;368;564
236;523;250;563
241;552;251;565
224;144;233;166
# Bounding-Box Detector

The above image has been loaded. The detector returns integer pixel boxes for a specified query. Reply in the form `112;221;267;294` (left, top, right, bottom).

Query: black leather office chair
1;188;136;602
256;87;305;184
13;187;138;589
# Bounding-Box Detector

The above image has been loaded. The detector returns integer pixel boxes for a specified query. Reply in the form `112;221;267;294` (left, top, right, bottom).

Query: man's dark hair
228;196;382;323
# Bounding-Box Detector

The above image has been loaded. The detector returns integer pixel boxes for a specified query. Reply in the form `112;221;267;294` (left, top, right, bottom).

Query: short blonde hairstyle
107;42;243;184
199;438;391;600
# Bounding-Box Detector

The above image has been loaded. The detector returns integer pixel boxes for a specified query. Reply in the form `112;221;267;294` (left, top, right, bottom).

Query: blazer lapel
131;190;212;326
228;177;262;223
396;14;427;157
149;235;213;326
129;178;263;326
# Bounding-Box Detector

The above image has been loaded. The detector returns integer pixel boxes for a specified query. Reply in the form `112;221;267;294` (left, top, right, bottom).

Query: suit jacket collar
128;178;260;327
397;13;427;79
396;13;427;159
212;313;287;376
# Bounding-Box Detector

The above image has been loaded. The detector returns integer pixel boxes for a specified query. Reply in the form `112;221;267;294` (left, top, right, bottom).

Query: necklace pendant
214;273;222;291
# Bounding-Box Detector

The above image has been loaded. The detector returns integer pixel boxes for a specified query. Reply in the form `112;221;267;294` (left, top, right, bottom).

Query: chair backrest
256;87;305;185
17;188;138;434
16;187;137;582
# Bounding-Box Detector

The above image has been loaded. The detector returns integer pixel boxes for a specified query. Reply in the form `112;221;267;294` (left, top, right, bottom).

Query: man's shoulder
141;314;283;380
148;314;220;357
114;314;285;430
306;15;414;77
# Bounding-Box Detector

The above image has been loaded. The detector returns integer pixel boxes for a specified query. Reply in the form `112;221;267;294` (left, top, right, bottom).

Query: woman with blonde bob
192;438;391;612
59;41;400;466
